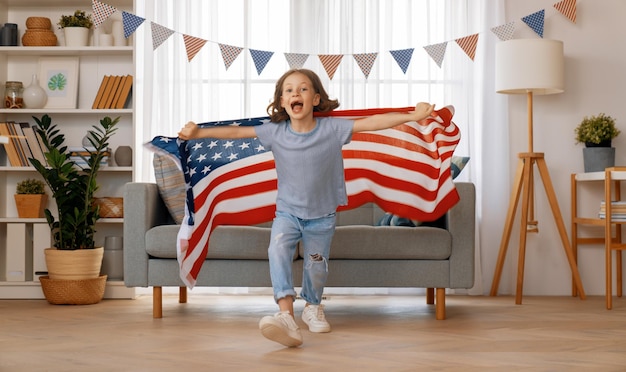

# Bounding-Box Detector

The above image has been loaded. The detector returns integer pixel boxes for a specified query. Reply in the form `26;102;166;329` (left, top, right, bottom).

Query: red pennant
318;54;343;80
455;33;479;61
183;34;207;62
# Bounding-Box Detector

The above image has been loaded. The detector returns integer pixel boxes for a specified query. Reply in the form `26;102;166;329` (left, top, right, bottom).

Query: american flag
149;106;460;288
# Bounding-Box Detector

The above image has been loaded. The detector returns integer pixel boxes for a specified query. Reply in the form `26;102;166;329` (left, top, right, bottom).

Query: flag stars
211;152;223;161
208;140;218;149
189;167;197;177
192;142;203;151
160;137;173;143
227;153;239;161
201;165;212;174
239;142;250;150
223;140;234;149
196;153;207;162
255;144;265;152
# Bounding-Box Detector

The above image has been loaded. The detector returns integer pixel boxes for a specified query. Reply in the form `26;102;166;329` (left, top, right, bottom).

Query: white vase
112;21;126;46
22;74;47;109
63;27;89;47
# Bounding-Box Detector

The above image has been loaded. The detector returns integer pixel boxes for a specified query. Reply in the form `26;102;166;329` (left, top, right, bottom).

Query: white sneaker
302;304;331;333
259;311;303;347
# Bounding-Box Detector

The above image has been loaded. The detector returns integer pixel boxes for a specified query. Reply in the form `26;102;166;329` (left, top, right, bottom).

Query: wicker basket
22;29;57;46
39;275;107;305
26;17;52;30
93;197;124;218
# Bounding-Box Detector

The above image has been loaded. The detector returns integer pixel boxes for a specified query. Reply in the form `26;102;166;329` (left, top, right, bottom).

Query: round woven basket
93;197;124;218
22;29;57;46
26;16;52;30
40;275;107;305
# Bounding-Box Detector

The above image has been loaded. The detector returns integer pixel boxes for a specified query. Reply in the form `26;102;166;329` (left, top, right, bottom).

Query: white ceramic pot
22;74;47;109
63;27;89;47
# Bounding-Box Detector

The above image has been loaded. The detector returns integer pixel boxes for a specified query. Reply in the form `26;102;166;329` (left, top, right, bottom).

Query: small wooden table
571;167;626;309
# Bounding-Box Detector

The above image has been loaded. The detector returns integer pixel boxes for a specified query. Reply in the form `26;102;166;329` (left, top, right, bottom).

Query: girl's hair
266;69;340;123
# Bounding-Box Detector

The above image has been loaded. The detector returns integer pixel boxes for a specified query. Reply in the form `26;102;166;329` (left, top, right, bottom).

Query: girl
179;68;435;347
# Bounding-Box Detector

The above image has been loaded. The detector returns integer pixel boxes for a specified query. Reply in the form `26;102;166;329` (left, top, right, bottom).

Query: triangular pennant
389;48;414;74
219;44;244;70
554;0;577;24
183;34;207;62
284;53;309;69
249;49;274;75
122;11;145;38
522;9;545;38
318;54;343;80
490;21;516;41
455;33;479;61
91;0;117;29
353;53;378;79
423;42;448;68
151;22;175;50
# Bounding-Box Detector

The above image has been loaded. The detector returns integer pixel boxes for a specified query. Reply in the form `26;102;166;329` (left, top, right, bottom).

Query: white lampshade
495;39;565;95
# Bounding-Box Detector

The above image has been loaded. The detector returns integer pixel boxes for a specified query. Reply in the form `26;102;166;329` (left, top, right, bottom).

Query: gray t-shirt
254;117;353;219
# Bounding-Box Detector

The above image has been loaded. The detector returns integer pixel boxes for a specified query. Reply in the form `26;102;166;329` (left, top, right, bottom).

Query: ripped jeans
268;211;335;305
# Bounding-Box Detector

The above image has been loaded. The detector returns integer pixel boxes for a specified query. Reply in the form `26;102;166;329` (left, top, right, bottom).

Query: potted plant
575;113;620;172
14;178;47;218
57;10;93;47
29;114;119;304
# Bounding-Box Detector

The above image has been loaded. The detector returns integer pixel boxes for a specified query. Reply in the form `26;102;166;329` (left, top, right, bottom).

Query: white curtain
135;0;510;295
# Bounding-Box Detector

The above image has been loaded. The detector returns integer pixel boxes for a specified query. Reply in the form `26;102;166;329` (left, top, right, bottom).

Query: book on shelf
0;122;22;166
8;121;30;166
114;74;133;109
598;200;626;220
102;75;123;109
92;75;111;109
21;122;47;166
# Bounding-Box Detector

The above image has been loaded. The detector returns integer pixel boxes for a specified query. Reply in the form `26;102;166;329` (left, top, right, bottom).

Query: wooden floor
2;293;626;371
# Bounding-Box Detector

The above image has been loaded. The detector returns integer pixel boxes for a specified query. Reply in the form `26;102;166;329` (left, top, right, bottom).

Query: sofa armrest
447;182;476;288
124;182;172;287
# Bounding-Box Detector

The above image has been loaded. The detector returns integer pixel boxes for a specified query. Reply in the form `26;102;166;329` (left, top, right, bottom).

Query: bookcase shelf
0;0;136;298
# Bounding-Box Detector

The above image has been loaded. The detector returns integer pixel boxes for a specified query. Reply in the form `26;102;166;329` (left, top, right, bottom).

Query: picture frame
38;57;79;109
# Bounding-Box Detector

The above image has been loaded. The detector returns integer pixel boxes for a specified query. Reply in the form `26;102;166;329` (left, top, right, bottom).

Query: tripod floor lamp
489;38;586;304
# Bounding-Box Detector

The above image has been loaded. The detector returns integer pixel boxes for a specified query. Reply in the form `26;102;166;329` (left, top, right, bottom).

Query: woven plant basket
22;29;57;46
39;275;107;305
93;197;124;218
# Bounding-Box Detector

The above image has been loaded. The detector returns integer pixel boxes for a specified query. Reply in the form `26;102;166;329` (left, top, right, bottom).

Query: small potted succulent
14;178;47;218
575;113;620;172
57;10;93;47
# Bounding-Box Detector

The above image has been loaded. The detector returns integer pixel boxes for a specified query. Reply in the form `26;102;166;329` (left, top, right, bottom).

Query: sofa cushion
314;226;452;260
146;225;274;260
153;153;186;224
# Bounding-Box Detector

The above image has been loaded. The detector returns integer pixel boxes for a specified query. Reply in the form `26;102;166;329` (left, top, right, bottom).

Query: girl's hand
413;102;436;122
178;121;198;140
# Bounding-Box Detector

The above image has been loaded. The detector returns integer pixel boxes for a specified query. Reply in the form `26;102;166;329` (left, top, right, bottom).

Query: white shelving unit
0;0;135;299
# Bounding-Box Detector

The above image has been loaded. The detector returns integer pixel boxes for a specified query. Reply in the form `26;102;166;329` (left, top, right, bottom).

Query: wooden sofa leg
179;286;187;303
435;288;446;320
153;286;163;319
426;288;434;304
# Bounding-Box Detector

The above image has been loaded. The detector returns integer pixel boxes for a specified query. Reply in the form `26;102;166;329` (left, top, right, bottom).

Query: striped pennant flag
219;44;244;70
554;0;576;24
522;9;545;38
183;34;207;62
423;42;448;68
122;11;145;38
353;53;378;79
91;0;117;29
249;49;274;75
151;22;175;50
284;53;309;69
389;48;414;74
455;33;479;61
491;22;516;41
318;54;344;80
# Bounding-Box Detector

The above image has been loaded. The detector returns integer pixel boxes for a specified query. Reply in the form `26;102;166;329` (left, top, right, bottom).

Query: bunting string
92;0;577;78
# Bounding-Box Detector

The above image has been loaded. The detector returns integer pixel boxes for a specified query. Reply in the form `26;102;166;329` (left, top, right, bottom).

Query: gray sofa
124;182;475;320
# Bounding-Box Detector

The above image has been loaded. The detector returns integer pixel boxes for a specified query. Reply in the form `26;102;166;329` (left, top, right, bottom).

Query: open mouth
291;101;303;112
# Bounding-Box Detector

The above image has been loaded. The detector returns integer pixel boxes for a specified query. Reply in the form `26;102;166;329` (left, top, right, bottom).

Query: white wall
491;0;626;296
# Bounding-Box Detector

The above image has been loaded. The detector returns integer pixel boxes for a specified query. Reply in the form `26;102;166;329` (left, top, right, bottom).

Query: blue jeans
268;211;335;305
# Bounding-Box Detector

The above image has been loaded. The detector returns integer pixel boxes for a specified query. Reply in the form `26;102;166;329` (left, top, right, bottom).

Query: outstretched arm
352;102;435;133
178;121;257;140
